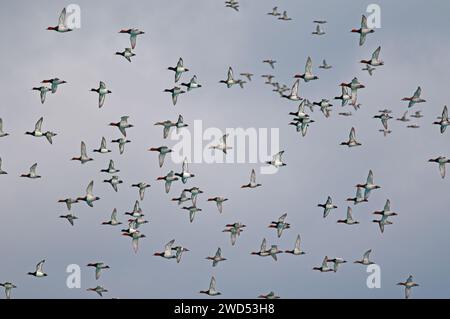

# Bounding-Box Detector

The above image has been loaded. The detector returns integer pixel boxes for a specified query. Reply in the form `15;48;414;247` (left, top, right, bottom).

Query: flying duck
373;199;398;217
407;124;420;129
219;67;242;88
102;208;122;226
339;112;353;117
71;141;93;164
25;117;48;141
115;48;135;62
318;196;337;218
295;57;319;82
433;105;449;133
284;234;306;255
111;137;131;154
93;137;111;154
131;182;151;200
240;73;253;81
173;245;189;263
32;86;51;104
341;127;361;147
119;28;145;49
20;163;41;179
354;249;374;265
206;248;227;267
175;158;195;184
0;282;17;299
90;81;111;108
258;291;280;299
125;201;144;218
47;8;72;32
397;275;419;299
164;86;185;106
266;151;287;168
410;111;423;118
340;77;365;106
101;160;120;174
289;100;310;119
87;262;110;280
346;187;368;205
251;238;270;257
396;111;410;122
241;169;262;188
278;11;292;21
282;79;301;101
77;181;100;207
361;46;383;66
172;190;191;205
351;15;374;46
154;119;177;139
41;78;67;93
337;207;359;225
149;146;172;167
428;156;450;178
267;7;280;16
168;58;189;83
156;170;179;193
28;259;47;277
103;175;123;192
319;59;332;69
356;170;381;200
362;64;376;76
200;276;221;296
209;134;232;154
268;213;290;238
59;213;78;226
379;128;392;137
109;116;133;137
313;256;333;272
402;87;426;108
181;75;202;91
208;196;228;213
223;224;244;246
87;286;108;297
263;59;277;69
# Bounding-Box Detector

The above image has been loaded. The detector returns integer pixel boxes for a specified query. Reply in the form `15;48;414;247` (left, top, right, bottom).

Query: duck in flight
77;181;100;207
119;28;145;49
313;256;334;272
20;163;41;179
182;205;202;223
351;15;374;46
207;196;228;214
184;187;203;205
268;213;290;238
219;67;245;88
278;11;292;21
402;87;426;108
87;262;110;280
397;275;419;299
111;137;130;155
263;59;277;69
101;160;120;174
223;223;245;246
258;291;280;299
319;59;332;69
58;198;78;210
372;213;393;233
206;248;227;267
354;249;375;265
337;207;359;225
251;238;270;257
175;158;195;184
168;57;189;83
156;170;179;193
109;116;133;137
164;86;185;106
295;56;319;82
356;170;381;200
41;78;67;93
149;146;172;167
209;134;232;154
102;208;122;226
327;258;347;272
0;282;17;299
131;182;151;200
241;169;262;189
282;79;301;101
341;127;362;147
47;8;73;33
346;187;368;205
90;81;112;108
93;137;111;154
361;46;383;66
200;276;221;296
267;7;280;17
334;86;351;107
284;234;306;255
240;73;253;81
59;213;78;226
181;75;202;91
103;175;123;192
115;48;135;62
32;86;51;104
87;286;108;297
71;141;93;164
28;259;47;277
318;196;337;218
312;24;325;35
122;231;146;253
25;117;56;144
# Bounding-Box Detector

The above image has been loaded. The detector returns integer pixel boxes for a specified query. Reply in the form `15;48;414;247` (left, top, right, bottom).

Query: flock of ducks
2;3;444;300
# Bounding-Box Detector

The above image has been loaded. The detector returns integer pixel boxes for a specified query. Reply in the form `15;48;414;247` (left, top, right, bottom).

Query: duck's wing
216;201;223;213
295;235;301;250
209;276;216;291
220;134;228;145
30;163;38;175
108;160;115;170
58;7;67;26
367;170;374;184
165;180;172;193
359;33;367;46
36;259;45;272
384;199;390;212
132;237;139;253
325;196;332;206
100;137;107;149
305;56;313;75
40;89;46;104
321;256;328;268
81;141;88;157
413;87;422;99
363;249;372;261
349;127;357;143
35;117;44;131
227;67;234;82
291;79;299;96
439;162;446;178
130;34;137;49
277;226;283;238
274;150;284;162
215;247;222;258
371;47;380;62
99;92;106;108
260;238;267;252
347;206;353;220
356;187;363;198
111;208;118;222
443;105;448;121
250;169;256;183
361;14;368;29
278;213;287;223
182;158;188;172
163;126;170;139
86;181;94;196
158;153;166;167
165;239;175;253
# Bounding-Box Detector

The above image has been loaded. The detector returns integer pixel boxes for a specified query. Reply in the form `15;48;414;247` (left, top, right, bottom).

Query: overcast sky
1;0;450;299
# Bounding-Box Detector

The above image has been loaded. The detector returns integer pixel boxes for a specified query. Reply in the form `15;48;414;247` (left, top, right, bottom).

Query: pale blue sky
0;0;449;298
